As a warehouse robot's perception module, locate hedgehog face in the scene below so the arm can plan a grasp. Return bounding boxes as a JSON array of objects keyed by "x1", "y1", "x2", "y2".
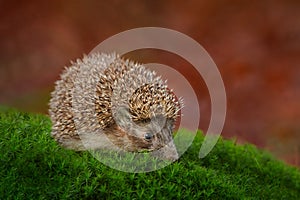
[
  {"x1": 128, "y1": 115, "x2": 175, "y2": 150},
  {"x1": 113, "y1": 106, "x2": 178, "y2": 161}
]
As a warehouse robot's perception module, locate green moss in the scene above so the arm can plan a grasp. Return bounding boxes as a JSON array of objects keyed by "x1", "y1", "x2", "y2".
[{"x1": 0, "y1": 106, "x2": 299, "y2": 199}]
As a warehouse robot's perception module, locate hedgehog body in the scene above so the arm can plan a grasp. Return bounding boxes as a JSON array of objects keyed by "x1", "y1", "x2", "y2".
[{"x1": 49, "y1": 53, "x2": 181, "y2": 161}]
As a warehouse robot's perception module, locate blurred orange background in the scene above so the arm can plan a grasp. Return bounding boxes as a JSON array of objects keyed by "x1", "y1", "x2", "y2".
[{"x1": 0, "y1": 0, "x2": 299, "y2": 166}]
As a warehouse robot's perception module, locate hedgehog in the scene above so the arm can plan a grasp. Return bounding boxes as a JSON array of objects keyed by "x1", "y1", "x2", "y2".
[{"x1": 49, "y1": 53, "x2": 182, "y2": 161}]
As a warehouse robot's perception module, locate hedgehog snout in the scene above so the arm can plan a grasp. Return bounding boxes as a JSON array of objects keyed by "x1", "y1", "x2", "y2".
[{"x1": 150, "y1": 139, "x2": 179, "y2": 161}]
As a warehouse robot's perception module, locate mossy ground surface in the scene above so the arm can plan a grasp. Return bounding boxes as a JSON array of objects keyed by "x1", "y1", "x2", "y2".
[{"x1": 0, "y1": 106, "x2": 299, "y2": 199}]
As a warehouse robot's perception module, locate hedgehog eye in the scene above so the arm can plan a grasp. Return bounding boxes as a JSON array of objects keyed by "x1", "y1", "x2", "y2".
[{"x1": 144, "y1": 133, "x2": 153, "y2": 140}]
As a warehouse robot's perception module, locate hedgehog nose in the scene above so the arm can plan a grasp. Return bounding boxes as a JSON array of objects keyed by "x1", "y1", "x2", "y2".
[
  {"x1": 164, "y1": 143, "x2": 179, "y2": 161},
  {"x1": 151, "y1": 142, "x2": 178, "y2": 161}
]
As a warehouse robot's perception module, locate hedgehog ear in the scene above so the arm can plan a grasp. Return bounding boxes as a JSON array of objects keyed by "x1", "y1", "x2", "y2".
[
  {"x1": 149, "y1": 114, "x2": 167, "y2": 133},
  {"x1": 115, "y1": 106, "x2": 132, "y2": 129}
]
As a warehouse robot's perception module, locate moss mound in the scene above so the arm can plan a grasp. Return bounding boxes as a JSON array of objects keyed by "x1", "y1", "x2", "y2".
[{"x1": 0, "y1": 106, "x2": 299, "y2": 199}]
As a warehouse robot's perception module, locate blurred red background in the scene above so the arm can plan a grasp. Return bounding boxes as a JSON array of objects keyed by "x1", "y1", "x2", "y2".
[{"x1": 0, "y1": 0, "x2": 299, "y2": 166}]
